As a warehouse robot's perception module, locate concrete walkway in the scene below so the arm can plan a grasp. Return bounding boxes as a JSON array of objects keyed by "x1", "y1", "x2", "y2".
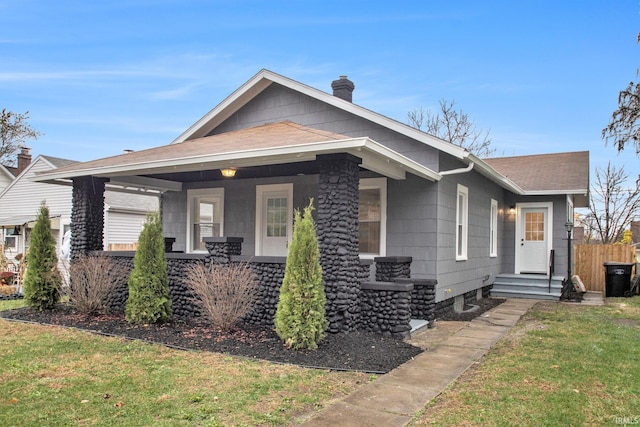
[{"x1": 298, "y1": 298, "x2": 538, "y2": 427}]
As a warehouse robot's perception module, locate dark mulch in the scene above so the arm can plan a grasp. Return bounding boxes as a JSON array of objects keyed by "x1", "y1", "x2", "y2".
[
  {"x1": 1, "y1": 298, "x2": 505, "y2": 373},
  {"x1": 1, "y1": 305, "x2": 422, "y2": 373}
]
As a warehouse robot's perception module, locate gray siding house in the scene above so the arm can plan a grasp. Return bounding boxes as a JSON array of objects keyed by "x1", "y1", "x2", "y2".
[{"x1": 34, "y1": 69, "x2": 589, "y2": 332}]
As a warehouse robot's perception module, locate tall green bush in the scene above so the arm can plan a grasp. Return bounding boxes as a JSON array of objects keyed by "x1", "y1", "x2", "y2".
[
  {"x1": 125, "y1": 212, "x2": 172, "y2": 324},
  {"x1": 275, "y1": 200, "x2": 328, "y2": 350},
  {"x1": 23, "y1": 202, "x2": 61, "y2": 310}
]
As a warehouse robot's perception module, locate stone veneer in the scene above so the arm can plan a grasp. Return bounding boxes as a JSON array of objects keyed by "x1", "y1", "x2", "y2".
[
  {"x1": 316, "y1": 153, "x2": 362, "y2": 333},
  {"x1": 70, "y1": 176, "x2": 107, "y2": 259}
]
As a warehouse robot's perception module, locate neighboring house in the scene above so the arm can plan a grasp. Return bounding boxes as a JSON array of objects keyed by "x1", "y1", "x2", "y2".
[
  {"x1": 34, "y1": 69, "x2": 589, "y2": 331},
  {"x1": 0, "y1": 153, "x2": 159, "y2": 266},
  {"x1": 0, "y1": 164, "x2": 14, "y2": 194}
]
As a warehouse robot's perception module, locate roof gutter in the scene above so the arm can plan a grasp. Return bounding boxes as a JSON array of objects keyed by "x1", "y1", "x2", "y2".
[{"x1": 440, "y1": 162, "x2": 475, "y2": 176}]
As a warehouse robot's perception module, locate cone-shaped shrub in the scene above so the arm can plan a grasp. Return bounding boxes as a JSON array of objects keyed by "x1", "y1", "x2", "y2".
[
  {"x1": 125, "y1": 212, "x2": 172, "y2": 324},
  {"x1": 275, "y1": 200, "x2": 328, "y2": 350},
  {"x1": 23, "y1": 202, "x2": 61, "y2": 310}
]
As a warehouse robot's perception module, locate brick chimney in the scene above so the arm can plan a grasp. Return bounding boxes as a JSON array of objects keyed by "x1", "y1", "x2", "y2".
[
  {"x1": 16, "y1": 147, "x2": 32, "y2": 175},
  {"x1": 331, "y1": 75, "x2": 355, "y2": 102}
]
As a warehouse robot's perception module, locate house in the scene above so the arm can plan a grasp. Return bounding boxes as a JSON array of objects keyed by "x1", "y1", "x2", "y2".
[
  {"x1": 0, "y1": 150, "x2": 159, "y2": 269},
  {"x1": 0, "y1": 164, "x2": 14, "y2": 194},
  {"x1": 33, "y1": 69, "x2": 589, "y2": 334}
]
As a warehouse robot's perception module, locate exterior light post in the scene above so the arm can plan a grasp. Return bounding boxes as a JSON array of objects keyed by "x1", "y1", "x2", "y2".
[{"x1": 561, "y1": 220, "x2": 574, "y2": 300}]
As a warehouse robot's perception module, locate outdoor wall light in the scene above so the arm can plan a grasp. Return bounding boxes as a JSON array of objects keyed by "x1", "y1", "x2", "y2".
[
  {"x1": 220, "y1": 168, "x2": 237, "y2": 178},
  {"x1": 509, "y1": 205, "x2": 516, "y2": 214}
]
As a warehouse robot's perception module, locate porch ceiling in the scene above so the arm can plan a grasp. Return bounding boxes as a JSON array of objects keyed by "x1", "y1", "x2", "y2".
[{"x1": 33, "y1": 121, "x2": 441, "y2": 192}]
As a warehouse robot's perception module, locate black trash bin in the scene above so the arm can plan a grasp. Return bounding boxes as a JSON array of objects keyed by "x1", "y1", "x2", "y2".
[{"x1": 603, "y1": 262, "x2": 635, "y2": 297}]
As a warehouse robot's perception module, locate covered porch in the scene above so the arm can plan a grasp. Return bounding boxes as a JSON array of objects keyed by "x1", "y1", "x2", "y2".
[{"x1": 35, "y1": 121, "x2": 442, "y2": 336}]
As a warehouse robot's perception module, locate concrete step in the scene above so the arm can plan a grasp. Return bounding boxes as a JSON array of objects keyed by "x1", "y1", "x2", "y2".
[
  {"x1": 490, "y1": 274, "x2": 562, "y2": 300},
  {"x1": 491, "y1": 289, "x2": 561, "y2": 300}
]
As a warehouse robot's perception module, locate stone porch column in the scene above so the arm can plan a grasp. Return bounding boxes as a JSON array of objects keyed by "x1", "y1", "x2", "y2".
[
  {"x1": 316, "y1": 153, "x2": 362, "y2": 333},
  {"x1": 70, "y1": 176, "x2": 107, "y2": 260}
]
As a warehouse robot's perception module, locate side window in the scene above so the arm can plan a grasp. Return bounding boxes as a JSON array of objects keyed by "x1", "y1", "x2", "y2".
[
  {"x1": 359, "y1": 178, "x2": 387, "y2": 257},
  {"x1": 4, "y1": 236, "x2": 16, "y2": 249},
  {"x1": 490, "y1": 199, "x2": 498, "y2": 257},
  {"x1": 456, "y1": 184, "x2": 468, "y2": 260},
  {"x1": 187, "y1": 188, "x2": 224, "y2": 252}
]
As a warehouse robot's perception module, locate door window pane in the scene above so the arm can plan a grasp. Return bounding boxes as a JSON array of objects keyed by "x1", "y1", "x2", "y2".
[
  {"x1": 191, "y1": 193, "x2": 223, "y2": 251},
  {"x1": 266, "y1": 197, "x2": 287, "y2": 237},
  {"x1": 525, "y1": 212, "x2": 544, "y2": 241}
]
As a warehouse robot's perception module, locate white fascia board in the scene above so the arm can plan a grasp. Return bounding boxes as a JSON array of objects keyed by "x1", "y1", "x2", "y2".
[
  {"x1": 33, "y1": 137, "x2": 442, "y2": 183},
  {"x1": 172, "y1": 73, "x2": 274, "y2": 143},
  {"x1": 524, "y1": 189, "x2": 589, "y2": 196},
  {"x1": 465, "y1": 153, "x2": 525, "y2": 195}
]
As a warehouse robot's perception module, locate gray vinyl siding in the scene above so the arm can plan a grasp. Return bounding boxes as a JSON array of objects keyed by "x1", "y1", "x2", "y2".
[
  {"x1": 211, "y1": 83, "x2": 441, "y2": 172},
  {"x1": 162, "y1": 175, "x2": 318, "y2": 255},
  {"x1": 386, "y1": 174, "x2": 438, "y2": 279},
  {"x1": 435, "y1": 155, "x2": 507, "y2": 302}
]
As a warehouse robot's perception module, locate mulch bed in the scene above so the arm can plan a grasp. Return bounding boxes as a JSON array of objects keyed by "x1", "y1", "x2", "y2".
[
  {"x1": 1, "y1": 297, "x2": 505, "y2": 373},
  {"x1": 1, "y1": 305, "x2": 422, "y2": 373}
]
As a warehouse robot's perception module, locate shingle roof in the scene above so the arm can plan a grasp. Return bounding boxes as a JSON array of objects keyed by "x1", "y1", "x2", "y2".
[
  {"x1": 47, "y1": 121, "x2": 354, "y2": 175},
  {"x1": 42, "y1": 156, "x2": 79, "y2": 169},
  {"x1": 483, "y1": 151, "x2": 589, "y2": 193}
]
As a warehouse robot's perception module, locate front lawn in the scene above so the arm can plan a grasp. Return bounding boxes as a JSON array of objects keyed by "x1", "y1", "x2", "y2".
[
  {"x1": 0, "y1": 300, "x2": 368, "y2": 426},
  {"x1": 411, "y1": 297, "x2": 640, "y2": 426}
]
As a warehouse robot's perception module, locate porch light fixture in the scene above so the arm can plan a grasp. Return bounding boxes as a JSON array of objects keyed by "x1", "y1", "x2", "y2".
[
  {"x1": 220, "y1": 168, "x2": 236, "y2": 178},
  {"x1": 509, "y1": 205, "x2": 516, "y2": 214}
]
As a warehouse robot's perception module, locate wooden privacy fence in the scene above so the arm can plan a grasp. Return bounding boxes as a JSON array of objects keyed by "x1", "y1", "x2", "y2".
[{"x1": 574, "y1": 244, "x2": 637, "y2": 292}]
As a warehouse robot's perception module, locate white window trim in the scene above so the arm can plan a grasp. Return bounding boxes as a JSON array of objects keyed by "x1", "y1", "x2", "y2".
[
  {"x1": 456, "y1": 184, "x2": 468, "y2": 261},
  {"x1": 359, "y1": 177, "x2": 387, "y2": 259},
  {"x1": 255, "y1": 183, "x2": 293, "y2": 256},
  {"x1": 186, "y1": 187, "x2": 224, "y2": 253},
  {"x1": 490, "y1": 199, "x2": 498, "y2": 258}
]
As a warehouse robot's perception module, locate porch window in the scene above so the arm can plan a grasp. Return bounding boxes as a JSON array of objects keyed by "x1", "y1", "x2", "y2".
[
  {"x1": 187, "y1": 188, "x2": 224, "y2": 252},
  {"x1": 359, "y1": 178, "x2": 386, "y2": 256},
  {"x1": 456, "y1": 184, "x2": 468, "y2": 260},
  {"x1": 4, "y1": 236, "x2": 16, "y2": 249},
  {"x1": 490, "y1": 199, "x2": 498, "y2": 257}
]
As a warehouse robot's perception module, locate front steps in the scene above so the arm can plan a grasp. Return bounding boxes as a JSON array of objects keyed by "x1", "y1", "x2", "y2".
[{"x1": 490, "y1": 274, "x2": 563, "y2": 300}]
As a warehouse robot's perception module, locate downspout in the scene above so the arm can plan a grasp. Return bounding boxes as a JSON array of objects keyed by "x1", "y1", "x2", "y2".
[{"x1": 439, "y1": 162, "x2": 475, "y2": 176}]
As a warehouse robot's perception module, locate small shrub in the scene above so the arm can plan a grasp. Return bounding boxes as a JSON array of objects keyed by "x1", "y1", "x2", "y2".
[
  {"x1": 275, "y1": 200, "x2": 328, "y2": 350},
  {"x1": 64, "y1": 255, "x2": 129, "y2": 314},
  {"x1": 23, "y1": 202, "x2": 61, "y2": 310},
  {"x1": 185, "y1": 262, "x2": 258, "y2": 332},
  {"x1": 125, "y1": 212, "x2": 172, "y2": 324}
]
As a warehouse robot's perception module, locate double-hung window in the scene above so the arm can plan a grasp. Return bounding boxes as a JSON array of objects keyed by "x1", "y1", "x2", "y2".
[
  {"x1": 359, "y1": 178, "x2": 386, "y2": 257},
  {"x1": 456, "y1": 184, "x2": 468, "y2": 260},
  {"x1": 187, "y1": 188, "x2": 224, "y2": 252},
  {"x1": 490, "y1": 199, "x2": 498, "y2": 257}
]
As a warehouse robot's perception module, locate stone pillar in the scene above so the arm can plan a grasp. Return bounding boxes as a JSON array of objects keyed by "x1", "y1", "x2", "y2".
[
  {"x1": 70, "y1": 176, "x2": 107, "y2": 260},
  {"x1": 316, "y1": 153, "x2": 362, "y2": 333},
  {"x1": 203, "y1": 237, "x2": 243, "y2": 264}
]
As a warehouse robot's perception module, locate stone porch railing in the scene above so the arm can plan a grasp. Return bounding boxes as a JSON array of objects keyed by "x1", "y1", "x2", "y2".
[{"x1": 98, "y1": 237, "x2": 436, "y2": 338}]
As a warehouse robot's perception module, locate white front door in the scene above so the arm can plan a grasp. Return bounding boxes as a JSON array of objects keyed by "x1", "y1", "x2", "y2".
[
  {"x1": 256, "y1": 184, "x2": 293, "y2": 256},
  {"x1": 517, "y1": 206, "x2": 550, "y2": 273}
]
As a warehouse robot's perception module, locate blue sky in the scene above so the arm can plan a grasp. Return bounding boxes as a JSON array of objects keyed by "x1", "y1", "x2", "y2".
[{"x1": 1, "y1": 0, "x2": 639, "y2": 184}]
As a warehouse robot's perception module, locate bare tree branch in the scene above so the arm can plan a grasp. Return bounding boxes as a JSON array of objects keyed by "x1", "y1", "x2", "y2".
[
  {"x1": 407, "y1": 99, "x2": 495, "y2": 157},
  {"x1": 0, "y1": 109, "x2": 42, "y2": 166},
  {"x1": 582, "y1": 162, "x2": 640, "y2": 243}
]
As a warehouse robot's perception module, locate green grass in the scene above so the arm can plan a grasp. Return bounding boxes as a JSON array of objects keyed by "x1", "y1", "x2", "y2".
[
  {"x1": 0, "y1": 300, "x2": 368, "y2": 426},
  {"x1": 411, "y1": 297, "x2": 640, "y2": 426}
]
